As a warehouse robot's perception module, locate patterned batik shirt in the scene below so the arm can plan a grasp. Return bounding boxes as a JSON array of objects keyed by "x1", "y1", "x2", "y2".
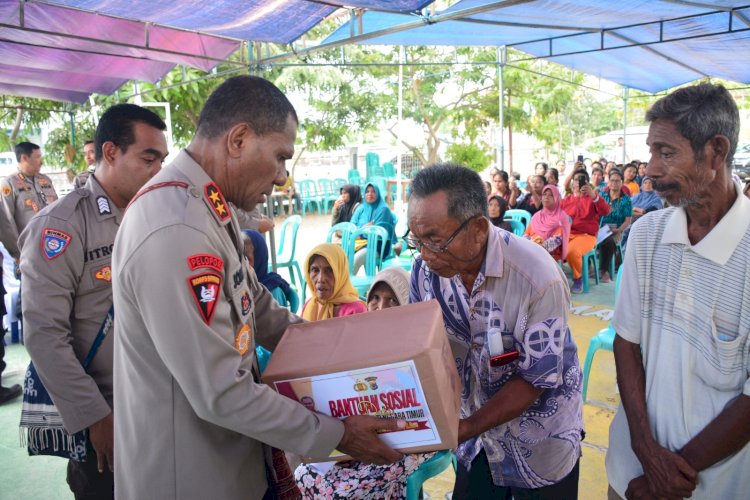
[{"x1": 410, "y1": 225, "x2": 583, "y2": 488}]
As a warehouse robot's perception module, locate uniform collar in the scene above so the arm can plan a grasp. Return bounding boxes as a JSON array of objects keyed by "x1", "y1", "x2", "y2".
[
  {"x1": 172, "y1": 150, "x2": 232, "y2": 227},
  {"x1": 661, "y1": 182, "x2": 750, "y2": 265},
  {"x1": 87, "y1": 174, "x2": 122, "y2": 224}
]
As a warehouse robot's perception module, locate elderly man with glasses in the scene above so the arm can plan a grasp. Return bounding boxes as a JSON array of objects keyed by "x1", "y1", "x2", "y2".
[{"x1": 407, "y1": 163, "x2": 584, "y2": 499}]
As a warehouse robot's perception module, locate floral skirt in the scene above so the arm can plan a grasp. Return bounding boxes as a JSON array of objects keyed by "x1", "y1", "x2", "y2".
[{"x1": 294, "y1": 452, "x2": 435, "y2": 499}]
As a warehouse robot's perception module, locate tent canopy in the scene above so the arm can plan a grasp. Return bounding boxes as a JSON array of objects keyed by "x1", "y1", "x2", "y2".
[{"x1": 1, "y1": 0, "x2": 749, "y2": 103}]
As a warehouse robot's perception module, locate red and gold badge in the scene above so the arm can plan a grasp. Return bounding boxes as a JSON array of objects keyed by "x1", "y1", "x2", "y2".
[
  {"x1": 235, "y1": 324, "x2": 252, "y2": 355},
  {"x1": 204, "y1": 182, "x2": 230, "y2": 222},
  {"x1": 95, "y1": 265, "x2": 112, "y2": 282},
  {"x1": 1, "y1": 185, "x2": 10, "y2": 196},
  {"x1": 187, "y1": 272, "x2": 222, "y2": 325}
]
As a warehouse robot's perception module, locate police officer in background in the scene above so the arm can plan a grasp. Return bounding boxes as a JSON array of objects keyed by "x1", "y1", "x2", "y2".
[
  {"x1": 0, "y1": 141, "x2": 58, "y2": 262},
  {"x1": 20, "y1": 104, "x2": 168, "y2": 499},
  {"x1": 113, "y1": 75, "x2": 403, "y2": 500},
  {"x1": 73, "y1": 140, "x2": 97, "y2": 188}
]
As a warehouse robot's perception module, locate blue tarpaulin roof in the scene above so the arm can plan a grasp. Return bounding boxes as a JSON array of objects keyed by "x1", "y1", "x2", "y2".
[{"x1": 323, "y1": 0, "x2": 750, "y2": 93}]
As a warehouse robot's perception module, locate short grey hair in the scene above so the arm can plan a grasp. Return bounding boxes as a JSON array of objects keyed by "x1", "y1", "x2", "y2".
[
  {"x1": 409, "y1": 163, "x2": 488, "y2": 221},
  {"x1": 646, "y1": 83, "x2": 739, "y2": 168}
]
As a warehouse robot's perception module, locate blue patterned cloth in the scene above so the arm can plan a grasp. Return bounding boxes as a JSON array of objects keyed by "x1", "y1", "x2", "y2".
[
  {"x1": 601, "y1": 191, "x2": 633, "y2": 227},
  {"x1": 409, "y1": 226, "x2": 583, "y2": 488}
]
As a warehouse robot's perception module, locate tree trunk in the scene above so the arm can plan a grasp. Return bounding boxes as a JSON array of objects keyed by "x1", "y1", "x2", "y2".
[{"x1": 10, "y1": 107, "x2": 22, "y2": 145}]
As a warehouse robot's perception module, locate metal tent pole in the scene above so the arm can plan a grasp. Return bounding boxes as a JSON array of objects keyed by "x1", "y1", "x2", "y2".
[
  {"x1": 396, "y1": 45, "x2": 404, "y2": 212},
  {"x1": 622, "y1": 87, "x2": 629, "y2": 164},
  {"x1": 497, "y1": 46, "x2": 506, "y2": 171}
]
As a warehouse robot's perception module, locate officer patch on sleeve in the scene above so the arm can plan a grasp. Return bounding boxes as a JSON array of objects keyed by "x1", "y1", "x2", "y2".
[
  {"x1": 187, "y1": 253, "x2": 224, "y2": 273},
  {"x1": 235, "y1": 324, "x2": 252, "y2": 356},
  {"x1": 40, "y1": 228, "x2": 72, "y2": 260},
  {"x1": 1, "y1": 185, "x2": 10, "y2": 196},
  {"x1": 204, "y1": 182, "x2": 231, "y2": 222},
  {"x1": 188, "y1": 272, "x2": 222, "y2": 325}
]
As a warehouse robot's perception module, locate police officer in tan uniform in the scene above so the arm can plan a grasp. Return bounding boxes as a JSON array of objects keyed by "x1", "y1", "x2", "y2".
[
  {"x1": 0, "y1": 141, "x2": 58, "y2": 261},
  {"x1": 113, "y1": 76, "x2": 404, "y2": 500},
  {"x1": 73, "y1": 140, "x2": 97, "y2": 189},
  {"x1": 20, "y1": 105, "x2": 168, "y2": 499}
]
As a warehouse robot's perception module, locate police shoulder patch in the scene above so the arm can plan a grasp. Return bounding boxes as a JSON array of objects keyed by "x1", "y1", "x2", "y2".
[
  {"x1": 187, "y1": 272, "x2": 222, "y2": 325},
  {"x1": 1, "y1": 185, "x2": 10, "y2": 196},
  {"x1": 40, "y1": 228, "x2": 72, "y2": 260},
  {"x1": 187, "y1": 253, "x2": 224, "y2": 273},
  {"x1": 204, "y1": 182, "x2": 230, "y2": 222},
  {"x1": 235, "y1": 324, "x2": 252, "y2": 355}
]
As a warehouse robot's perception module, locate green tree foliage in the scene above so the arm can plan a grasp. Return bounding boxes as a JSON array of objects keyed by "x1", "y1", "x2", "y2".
[{"x1": 445, "y1": 142, "x2": 492, "y2": 172}]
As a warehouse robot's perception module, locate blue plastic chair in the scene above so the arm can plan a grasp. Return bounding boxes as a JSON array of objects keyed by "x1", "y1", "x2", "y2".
[
  {"x1": 317, "y1": 179, "x2": 338, "y2": 213},
  {"x1": 298, "y1": 179, "x2": 322, "y2": 216},
  {"x1": 405, "y1": 450, "x2": 455, "y2": 500},
  {"x1": 507, "y1": 219, "x2": 524, "y2": 236},
  {"x1": 365, "y1": 152, "x2": 380, "y2": 178},
  {"x1": 382, "y1": 161, "x2": 396, "y2": 179},
  {"x1": 274, "y1": 215, "x2": 305, "y2": 303},
  {"x1": 256, "y1": 346, "x2": 271, "y2": 374},
  {"x1": 580, "y1": 247, "x2": 600, "y2": 293},
  {"x1": 504, "y1": 209, "x2": 532, "y2": 229},
  {"x1": 326, "y1": 222, "x2": 358, "y2": 270},
  {"x1": 347, "y1": 169, "x2": 362, "y2": 186},
  {"x1": 349, "y1": 225, "x2": 389, "y2": 299},
  {"x1": 270, "y1": 285, "x2": 300, "y2": 314},
  {"x1": 582, "y1": 268, "x2": 623, "y2": 402}
]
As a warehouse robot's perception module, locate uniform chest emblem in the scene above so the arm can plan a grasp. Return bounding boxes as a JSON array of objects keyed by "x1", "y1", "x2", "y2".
[
  {"x1": 204, "y1": 182, "x2": 230, "y2": 222},
  {"x1": 188, "y1": 272, "x2": 222, "y2": 325},
  {"x1": 96, "y1": 196, "x2": 111, "y2": 215},
  {"x1": 40, "y1": 228, "x2": 72, "y2": 260},
  {"x1": 241, "y1": 289, "x2": 251, "y2": 316},
  {"x1": 25, "y1": 198, "x2": 39, "y2": 212},
  {"x1": 95, "y1": 265, "x2": 112, "y2": 282},
  {"x1": 235, "y1": 324, "x2": 252, "y2": 356}
]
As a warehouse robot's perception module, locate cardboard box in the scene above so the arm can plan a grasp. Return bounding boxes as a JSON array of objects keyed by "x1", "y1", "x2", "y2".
[{"x1": 262, "y1": 300, "x2": 460, "y2": 461}]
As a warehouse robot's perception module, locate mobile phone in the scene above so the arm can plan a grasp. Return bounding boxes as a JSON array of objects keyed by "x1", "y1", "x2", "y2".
[
  {"x1": 490, "y1": 350, "x2": 519, "y2": 367},
  {"x1": 577, "y1": 154, "x2": 584, "y2": 163},
  {"x1": 578, "y1": 176, "x2": 587, "y2": 188}
]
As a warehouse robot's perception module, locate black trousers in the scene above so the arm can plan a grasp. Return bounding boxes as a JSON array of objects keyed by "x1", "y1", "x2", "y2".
[
  {"x1": 66, "y1": 449, "x2": 114, "y2": 500},
  {"x1": 598, "y1": 235, "x2": 620, "y2": 276},
  {"x1": 453, "y1": 449, "x2": 580, "y2": 500}
]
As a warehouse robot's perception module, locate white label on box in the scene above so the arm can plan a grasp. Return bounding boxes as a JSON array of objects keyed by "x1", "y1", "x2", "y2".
[{"x1": 273, "y1": 360, "x2": 441, "y2": 450}]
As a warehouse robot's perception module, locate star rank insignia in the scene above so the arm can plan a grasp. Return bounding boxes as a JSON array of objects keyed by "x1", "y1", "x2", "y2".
[{"x1": 204, "y1": 181, "x2": 230, "y2": 222}]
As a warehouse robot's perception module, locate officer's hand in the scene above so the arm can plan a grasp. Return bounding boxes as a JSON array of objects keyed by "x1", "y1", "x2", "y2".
[
  {"x1": 337, "y1": 416, "x2": 404, "y2": 465},
  {"x1": 89, "y1": 413, "x2": 114, "y2": 473}
]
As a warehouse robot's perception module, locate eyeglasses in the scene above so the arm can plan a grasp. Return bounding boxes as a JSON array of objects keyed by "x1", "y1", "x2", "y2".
[{"x1": 404, "y1": 214, "x2": 480, "y2": 254}]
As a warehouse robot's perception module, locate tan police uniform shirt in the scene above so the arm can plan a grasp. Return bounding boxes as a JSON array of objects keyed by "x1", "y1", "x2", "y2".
[
  {"x1": 19, "y1": 175, "x2": 116, "y2": 434},
  {"x1": 112, "y1": 150, "x2": 344, "y2": 500},
  {"x1": 0, "y1": 170, "x2": 58, "y2": 259}
]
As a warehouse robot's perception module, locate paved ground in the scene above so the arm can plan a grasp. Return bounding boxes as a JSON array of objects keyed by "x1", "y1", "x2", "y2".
[{"x1": 0, "y1": 210, "x2": 619, "y2": 499}]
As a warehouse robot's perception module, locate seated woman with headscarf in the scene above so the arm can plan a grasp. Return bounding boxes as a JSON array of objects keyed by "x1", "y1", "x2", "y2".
[
  {"x1": 301, "y1": 243, "x2": 366, "y2": 320},
  {"x1": 487, "y1": 194, "x2": 514, "y2": 232},
  {"x1": 524, "y1": 185, "x2": 571, "y2": 262},
  {"x1": 351, "y1": 183, "x2": 397, "y2": 273},
  {"x1": 599, "y1": 168, "x2": 632, "y2": 283},
  {"x1": 295, "y1": 266, "x2": 436, "y2": 499},
  {"x1": 622, "y1": 176, "x2": 663, "y2": 247},
  {"x1": 242, "y1": 230, "x2": 297, "y2": 312},
  {"x1": 331, "y1": 184, "x2": 362, "y2": 226}
]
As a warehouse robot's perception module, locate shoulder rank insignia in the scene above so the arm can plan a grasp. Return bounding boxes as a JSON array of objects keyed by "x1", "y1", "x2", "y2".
[
  {"x1": 188, "y1": 272, "x2": 222, "y2": 325},
  {"x1": 40, "y1": 228, "x2": 72, "y2": 260},
  {"x1": 96, "y1": 196, "x2": 111, "y2": 215},
  {"x1": 187, "y1": 253, "x2": 224, "y2": 273},
  {"x1": 204, "y1": 182, "x2": 230, "y2": 222}
]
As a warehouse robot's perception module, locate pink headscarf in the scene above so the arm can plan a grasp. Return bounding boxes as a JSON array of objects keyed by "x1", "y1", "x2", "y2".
[{"x1": 530, "y1": 185, "x2": 571, "y2": 260}]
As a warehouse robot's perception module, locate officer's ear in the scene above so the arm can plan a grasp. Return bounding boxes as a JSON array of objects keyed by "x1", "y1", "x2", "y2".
[
  {"x1": 101, "y1": 141, "x2": 119, "y2": 166},
  {"x1": 226, "y1": 123, "x2": 255, "y2": 159}
]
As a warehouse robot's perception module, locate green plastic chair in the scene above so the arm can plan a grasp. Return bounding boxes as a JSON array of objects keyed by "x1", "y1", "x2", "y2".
[
  {"x1": 347, "y1": 169, "x2": 362, "y2": 186},
  {"x1": 580, "y1": 247, "x2": 600, "y2": 293},
  {"x1": 298, "y1": 179, "x2": 322, "y2": 216},
  {"x1": 326, "y1": 222, "x2": 358, "y2": 272},
  {"x1": 349, "y1": 225, "x2": 389, "y2": 299},
  {"x1": 270, "y1": 285, "x2": 300, "y2": 314},
  {"x1": 256, "y1": 346, "x2": 271, "y2": 374},
  {"x1": 507, "y1": 219, "x2": 525, "y2": 236},
  {"x1": 317, "y1": 179, "x2": 338, "y2": 213},
  {"x1": 504, "y1": 209, "x2": 532, "y2": 229},
  {"x1": 582, "y1": 268, "x2": 623, "y2": 402},
  {"x1": 382, "y1": 161, "x2": 396, "y2": 179},
  {"x1": 365, "y1": 152, "x2": 380, "y2": 178},
  {"x1": 274, "y1": 215, "x2": 305, "y2": 303},
  {"x1": 405, "y1": 450, "x2": 455, "y2": 500}
]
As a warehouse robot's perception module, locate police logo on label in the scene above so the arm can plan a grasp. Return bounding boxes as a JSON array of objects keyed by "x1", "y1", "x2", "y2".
[
  {"x1": 95, "y1": 265, "x2": 112, "y2": 282},
  {"x1": 241, "y1": 289, "x2": 251, "y2": 316},
  {"x1": 187, "y1": 273, "x2": 222, "y2": 325},
  {"x1": 235, "y1": 324, "x2": 252, "y2": 355},
  {"x1": 96, "y1": 196, "x2": 111, "y2": 215},
  {"x1": 40, "y1": 228, "x2": 72, "y2": 260}
]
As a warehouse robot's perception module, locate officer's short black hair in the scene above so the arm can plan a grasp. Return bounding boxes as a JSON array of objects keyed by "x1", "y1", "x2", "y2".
[
  {"x1": 84, "y1": 140, "x2": 94, "y2": 146},
  {"x1": 95, "y1": 104, "x2": 167, "y2": 163},
  {"x1": 195, "y1": 76, "x2": 298, "y2": 139},
  {"x1": 15, "y1": 142, "x2": 39, "y2": 162}
]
